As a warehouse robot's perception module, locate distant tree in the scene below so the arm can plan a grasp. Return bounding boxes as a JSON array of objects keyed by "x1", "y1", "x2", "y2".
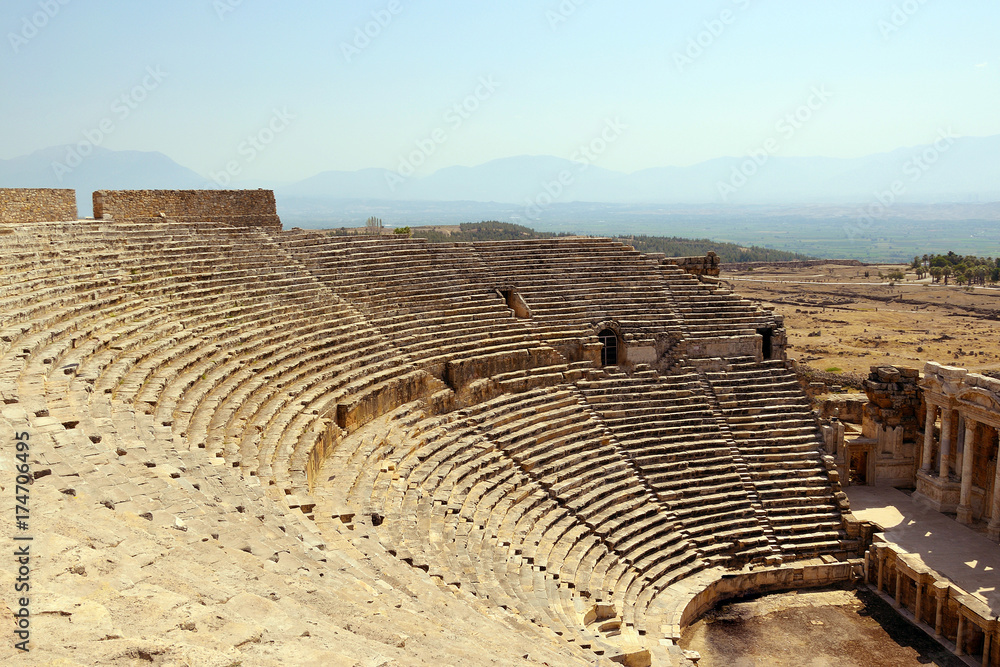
[
  {"x1": 942, "y1": 266, "x2": 952, "y2": 285},
  {"x1": 915, "y1": 266, "x2": 926, "y2": 280},
  {"x1": 393, "y1": 226, "x2": 411, "y2": 236},
  {"x1": 365, "y1": 216, "x2": 384, "y2": 234},
  {"x1": 955, "y1": 272, "x2": 967, "y2": 287},
  {"x1": 929, "y1": 266, "x2": 943, "y2": 283},
  {"x1": 886, "y1": 269, "x2": 905, "y2": 281},
  {"x1": 974, "y1": 266, "x2": 987, "y2": 286},
  {"x1": 911, "y1": 256, "x2": 921, "y2": 269}
]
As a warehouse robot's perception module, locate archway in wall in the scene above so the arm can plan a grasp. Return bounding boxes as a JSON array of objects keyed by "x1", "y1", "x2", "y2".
[{"x1": 598, "y1": 329, "x2": 618, "y2": 366}]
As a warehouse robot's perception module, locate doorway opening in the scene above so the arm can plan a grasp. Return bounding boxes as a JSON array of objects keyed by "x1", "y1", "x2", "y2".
[{"x1": 598, "y1": 329, "x2": 619, "y2": 366}]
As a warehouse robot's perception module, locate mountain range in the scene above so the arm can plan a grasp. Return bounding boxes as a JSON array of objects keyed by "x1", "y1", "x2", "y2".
[{"x1": 2, "y1": 135, "x2": 999, "y2": 215}]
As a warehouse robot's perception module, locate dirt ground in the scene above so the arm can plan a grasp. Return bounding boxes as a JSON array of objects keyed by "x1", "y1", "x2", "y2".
[
  {"x1": 679, "y1": 587, "x2": 964, "y2": 667},
  {"x1": 722, "y1": 263, "x2": 1000, "y2": 377}
]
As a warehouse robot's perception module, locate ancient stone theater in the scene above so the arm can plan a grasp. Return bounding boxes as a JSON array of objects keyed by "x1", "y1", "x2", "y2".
[{"x1": 0, "y1": 188, "x2": 897, "y2": 665}]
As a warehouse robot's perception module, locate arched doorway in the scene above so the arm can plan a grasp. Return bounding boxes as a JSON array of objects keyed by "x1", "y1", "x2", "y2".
[{"x1": 598, "y1": 329, "x2": 618, "y2": 366}]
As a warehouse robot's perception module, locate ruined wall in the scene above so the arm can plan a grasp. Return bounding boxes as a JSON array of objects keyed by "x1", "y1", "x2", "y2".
[
  {"x1": 864, "y1": 366, "x2": 922, "y2": 441},
  {"x1": 92, "y1": 189, "x2": 281, "y2": 228},
  {"x1": 663, "y1": 251, "x2": 721, "y2": 277},
  {"x1": 0, "y1": 188, "x2": 77, "y2": 223},
  {"x1": 862, "y1": 365, "x2": 922, "y2": 486}
]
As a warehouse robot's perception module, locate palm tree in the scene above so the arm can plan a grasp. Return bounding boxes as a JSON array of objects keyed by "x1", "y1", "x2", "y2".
[{"x1": 942, "y1": 266, "x2": 952, "y2": 285}]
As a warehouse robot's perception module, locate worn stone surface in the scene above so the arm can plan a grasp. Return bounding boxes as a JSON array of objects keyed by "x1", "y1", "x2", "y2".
[{"x1": 0, "y1": 221, "x2": 853, "y2": 666}]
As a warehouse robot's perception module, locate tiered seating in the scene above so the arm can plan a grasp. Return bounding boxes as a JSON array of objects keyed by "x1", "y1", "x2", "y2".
[
  {"x1": 471, "y1": 239, "x2": 686, "y2": 350},
  {"x1": 277, "y1": 233, "x2": 563, "y2": 392},
  {"x1": 703, "y1": 358, "x2": 844, "y2": 556},
  {"x1": 1, "y1": 223, "x2": 434, "y2": 505},
  {"x1": 576, "y1": 367, "x2": 773, "y2": 564},
  {"x1": 659, "y1": 261, "x2": 774, "y2": 338},
  {"x1": 315, "y1": 383, "x2": 709, "y2": 650},
  {"x1": 1, "y1": 219, "x2": 847, "y2": 666}
]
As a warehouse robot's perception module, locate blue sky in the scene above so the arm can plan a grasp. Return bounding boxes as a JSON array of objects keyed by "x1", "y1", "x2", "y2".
[{"x1": 2, "y1": 1, "x2": 998, "y2": 183}]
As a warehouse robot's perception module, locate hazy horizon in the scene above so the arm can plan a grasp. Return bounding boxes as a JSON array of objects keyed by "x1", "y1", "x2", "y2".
[{"x1": 4, "y1": 1, "x2": 998, "y2": 187}]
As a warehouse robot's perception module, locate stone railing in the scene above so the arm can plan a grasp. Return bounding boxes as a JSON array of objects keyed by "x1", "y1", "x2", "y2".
[{"x1": 865, "y1": 540, "x2": 996, "y2": 665}]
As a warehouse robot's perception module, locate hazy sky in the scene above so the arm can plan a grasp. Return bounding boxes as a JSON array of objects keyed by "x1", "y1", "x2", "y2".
[{"x1": 2, "y1": 1, "x2": 998, "y2": 182}]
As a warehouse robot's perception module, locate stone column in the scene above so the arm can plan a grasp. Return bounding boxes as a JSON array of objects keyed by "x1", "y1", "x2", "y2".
[
  {"x1": 877, "y1": 546, "x2": 886, "y2": 592},
  {"x1": 958, "y1": 418, "x2": 977, "y2": 525},
  {"x1": 990, "y1": 427, "x2": 1000, "y2": 542},
  {"x1": 922, "y1": 403, "x2": 936, "y2": 472},
  {"x1": 939, "y1": 409, "x2": 953, "y2": 479},
  {"x1": 894, "y1": 570, "x2": 903, "y2": 608},
  {"x1": 956, "y1": 614, "x2": 966, "y2": 656},
  {"x1": 914, "y1": 580, "x2": 924, "y2": 625},
  {"x1": 934, "y1": 584, "x2": 947, "y2": 638},
  {"x1": 957, "y1": 414, "x2": 966, "y2": 473}
]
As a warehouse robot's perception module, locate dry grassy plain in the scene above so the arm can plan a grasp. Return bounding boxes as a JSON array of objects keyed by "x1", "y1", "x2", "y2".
[{"x1": 722, "y1": 263, "x2": 1000, "y2": 377}]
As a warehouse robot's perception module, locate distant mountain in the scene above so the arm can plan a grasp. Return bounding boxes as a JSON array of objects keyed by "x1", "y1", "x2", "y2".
[
  {"x1": 277, "y1": 134, "x2": 1000, "y2": 206},
  {"x1": 3, "y1": 134, "x2": 999, "y2": 213},
  {"x1": 0, "y1": 146, "x2": 207, "y2": 198}
]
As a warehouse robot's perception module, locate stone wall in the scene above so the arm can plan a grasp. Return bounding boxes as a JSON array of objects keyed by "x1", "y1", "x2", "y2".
[
  {"x1": 92, "y1": 189, "x2": 281, "y2": 228},
  {"x1": 664, "y1": 251, "x2": 721, "y2": 277},
  {"x1": 863, "y1": 366, "x2": 922, "y2": 442},
  {"x1": 671, "y1": 560, "x2": 858, "y2": 640},
  {"x1": 0, "y1": 188, "x2": 77, "y2": 223},
  {"x1": 860, "y1": 365, "x2": 923, "y2": 486}
]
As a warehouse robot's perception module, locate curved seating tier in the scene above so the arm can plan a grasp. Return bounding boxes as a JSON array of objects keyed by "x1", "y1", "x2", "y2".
[
  {"x1": 471, "y1": 239, "x2": 687, "y2": 350},
  {"x1": 703, "y1": 358, "x2": 845, "y2": 556},
  {"x1": 2, "y1": 222, "x2": 842, "y2": 666},
  {"x1": 658, "y1": 260, "x2": 776, "y2": 339},
  {"x1": 277, "y1": 233, "x2": 565, "y2": 393},
  {"x1": 576, "y1": 367, "x2": 774, "y2": 565}
]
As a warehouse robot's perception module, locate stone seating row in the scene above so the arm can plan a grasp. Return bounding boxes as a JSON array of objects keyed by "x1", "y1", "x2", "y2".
[
  {"x1": 704, "y1": 358, "x2": 844, "y2": 556},
  {"x1": 576, "y1": 368, "x2": 772, "y2": 566}
]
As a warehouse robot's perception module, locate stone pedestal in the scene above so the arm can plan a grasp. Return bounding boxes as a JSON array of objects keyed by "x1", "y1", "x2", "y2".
[{"x1": 913, "y1": 470, "x2": 961, "y2": 514}]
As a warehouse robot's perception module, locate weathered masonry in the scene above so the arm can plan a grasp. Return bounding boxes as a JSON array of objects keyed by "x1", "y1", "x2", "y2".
[
  {"x1": 92, "y1": 189, "x2": 281, "y2": 228},
  {"x1": 0, "y1": 208, "x2": 858, "y2": 666},
  {"x1": 0, "y1": 188, "x2": 77, "y2": 223},
  {"x1": 865, "y1": 542, "x2": 996, "y2": 665},
  {"x1": 917, "y1": 362, "x2": 1000, "y2": 536}
]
